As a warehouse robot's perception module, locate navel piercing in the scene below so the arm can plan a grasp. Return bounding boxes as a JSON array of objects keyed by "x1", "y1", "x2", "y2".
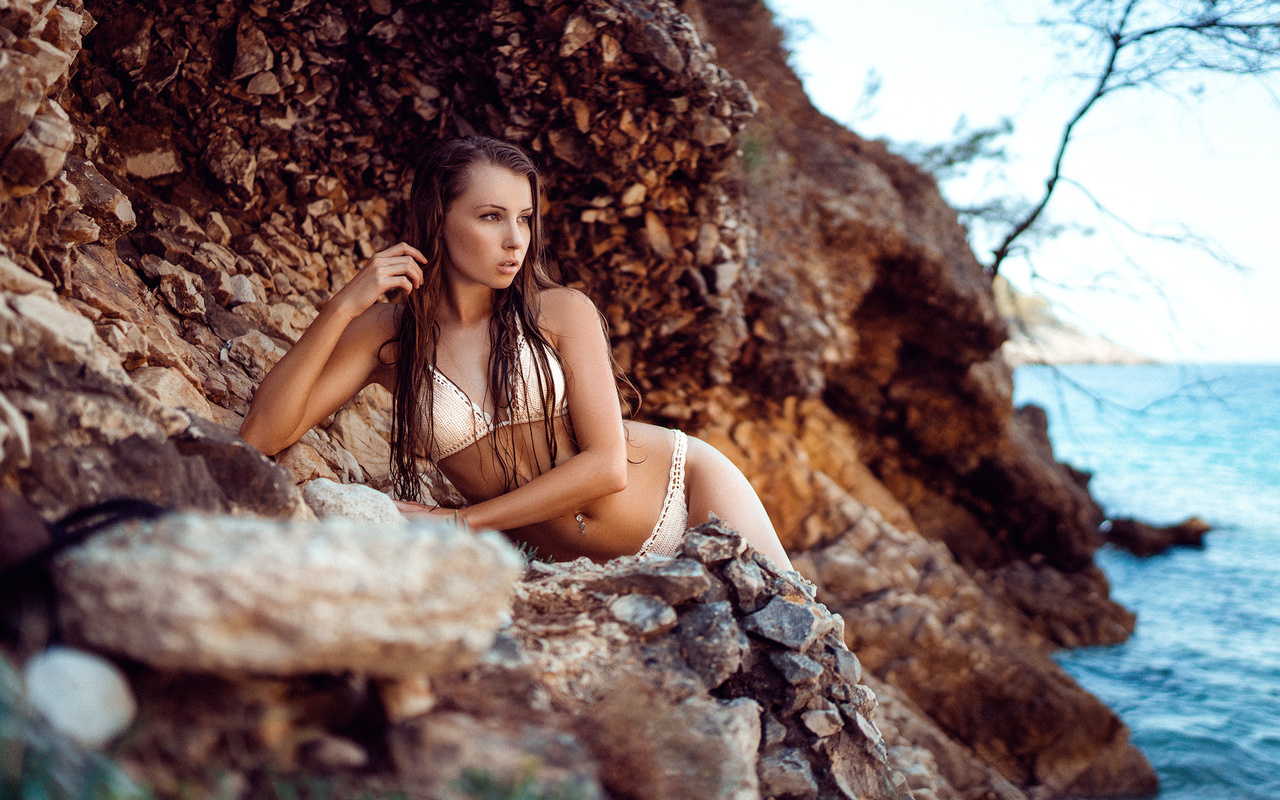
[{"x1": 575, "y1": 512, "x2": 586, "y2": 535}]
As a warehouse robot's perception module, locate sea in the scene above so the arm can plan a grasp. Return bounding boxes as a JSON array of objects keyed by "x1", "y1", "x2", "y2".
[{"x1": 1013, "y1": 363, "x2": 1280, "y2": 800}]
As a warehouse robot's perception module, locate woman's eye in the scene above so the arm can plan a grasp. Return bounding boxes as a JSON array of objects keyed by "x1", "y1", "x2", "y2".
[
  {"x1": 481, "y1": 213, "x2": 499, "y2": 221},
  {"x1": 518, "y1": 215, "x2": 531, "y2": 225}
]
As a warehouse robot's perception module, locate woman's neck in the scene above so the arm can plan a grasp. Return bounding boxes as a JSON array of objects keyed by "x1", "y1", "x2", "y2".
[{"x1": 442, "y1": 283, "x2": 498, "y2": 328}]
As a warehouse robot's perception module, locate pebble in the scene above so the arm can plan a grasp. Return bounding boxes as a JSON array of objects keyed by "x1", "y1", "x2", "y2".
[{"x1": 21, "y1": 646, "x2": 137, "y2": 749}]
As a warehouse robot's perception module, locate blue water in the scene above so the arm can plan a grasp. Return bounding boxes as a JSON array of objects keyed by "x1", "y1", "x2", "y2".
[{"x1": 1014, "y1": 364, "x2": 1280, "y2": 800}]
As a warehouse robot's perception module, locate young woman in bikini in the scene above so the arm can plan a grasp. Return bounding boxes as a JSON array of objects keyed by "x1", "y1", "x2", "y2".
[{"x1": 239, "y1": 136, "x2": 792, "y2": 570}]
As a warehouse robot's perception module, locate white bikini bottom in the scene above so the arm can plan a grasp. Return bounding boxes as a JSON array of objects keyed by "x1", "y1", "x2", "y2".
[{"x1": 637, "y1": 429, "x2": 689, "y2": 557}]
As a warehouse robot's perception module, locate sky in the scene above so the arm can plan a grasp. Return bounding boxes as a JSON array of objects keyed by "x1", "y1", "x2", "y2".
[{"x1": 763, "y1": 0, "x2": 1280, "y2": 363}]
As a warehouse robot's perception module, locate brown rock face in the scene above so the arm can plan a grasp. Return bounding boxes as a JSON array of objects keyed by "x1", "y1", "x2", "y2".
[{"x1": 1, "y1": 0, "x2": 1159, "y2": 797}]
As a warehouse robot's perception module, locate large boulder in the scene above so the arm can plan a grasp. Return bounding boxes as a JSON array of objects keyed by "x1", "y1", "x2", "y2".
[{"x1": 53, "y1": 513, "x2": 524, "y2": 677}]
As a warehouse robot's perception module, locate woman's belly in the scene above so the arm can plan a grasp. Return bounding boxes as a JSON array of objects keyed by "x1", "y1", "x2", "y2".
[{"x1": 441, "y1": 420, "x2": 679, "y2": 562}]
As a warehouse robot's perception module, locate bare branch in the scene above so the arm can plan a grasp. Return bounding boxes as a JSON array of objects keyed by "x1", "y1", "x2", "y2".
[{"x1": 987, "y1": 0, "x2": 1280, "y2": 275}]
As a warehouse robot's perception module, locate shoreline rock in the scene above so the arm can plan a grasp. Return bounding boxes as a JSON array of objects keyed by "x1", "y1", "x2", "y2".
[{"x1": 1106, "y1": 516, "x2": 1212, "y2": 557}]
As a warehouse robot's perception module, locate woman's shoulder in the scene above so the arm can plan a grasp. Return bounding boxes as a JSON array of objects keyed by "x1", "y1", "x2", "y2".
[{"x1": 538, "y1": 286, "x2": 601, "y2": 331}]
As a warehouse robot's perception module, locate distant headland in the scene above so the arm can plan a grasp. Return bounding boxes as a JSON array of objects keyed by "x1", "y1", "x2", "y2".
[{"x1": 995, "y1": 277, "x2": 1156, "y2": 366}]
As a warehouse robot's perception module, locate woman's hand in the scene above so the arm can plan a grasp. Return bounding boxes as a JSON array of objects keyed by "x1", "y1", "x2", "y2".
[
  {"x1": 329, "y1": 242, "x2": 427, "y2": 321},
  {"x1": 393, "y1": 499, "x2": 467, "y2": 525}
]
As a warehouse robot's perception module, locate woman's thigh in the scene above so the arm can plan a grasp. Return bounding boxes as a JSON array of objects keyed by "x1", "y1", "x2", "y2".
[{"x1": 684, "y1": 435, "x2": 793, "y2": 570}]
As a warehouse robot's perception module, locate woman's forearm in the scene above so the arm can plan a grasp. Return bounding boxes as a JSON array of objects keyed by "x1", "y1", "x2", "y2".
[{"x1": 458, "y1": 447, "x2": 628, "y2": 531}]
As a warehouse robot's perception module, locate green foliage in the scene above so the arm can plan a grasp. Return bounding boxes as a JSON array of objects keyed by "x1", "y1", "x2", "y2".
[
  {"x1": 739, "y1": 130, "x2": 766, "y2": 175},
  {"x1": 896, "y1": 115, "x2": 1014, "y2": 181},
  {"x1": 513, "y1": 540, "x2": 553, "y2": 564},
  {"x1": 454, "y1": 768, "x2": 586, "y2": 800}
]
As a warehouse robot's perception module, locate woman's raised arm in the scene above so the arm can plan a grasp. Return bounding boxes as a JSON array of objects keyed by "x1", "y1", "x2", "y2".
[{"x1": 238, "y1": 242, "x2": 425, "y2": 455}]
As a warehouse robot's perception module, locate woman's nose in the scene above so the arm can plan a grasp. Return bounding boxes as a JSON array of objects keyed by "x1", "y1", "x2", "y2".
[{"x1": 503, "y1": 221, "x2": 524, "y2": 249}]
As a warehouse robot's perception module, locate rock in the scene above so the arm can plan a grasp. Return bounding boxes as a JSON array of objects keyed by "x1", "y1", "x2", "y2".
[
  {"x1": 21, "y1": 646, "x2": 137, "y2": 750},
  {"x1": 675, "y1": 600, "x2": 749, "y2": 688},
  {"x1": 0, "y1": 390, "x2": 33, "y2": 477},
  {"x1": 246, "y1": 70, "x2": 280, "y2": 95},
  {"x1": 231, "y1": 15, "x2": 273, "y2": 80},
  {"x1": 682, "y1": 527, "x2": 748, "y2": 563},
  {"x1": 742, "y1": 595, "x2": 824, "y2": 651},
  {"x1": 0, "y1": 250, "x2": 56, "y2": 295},
  {"x1": 226, "y1": 273, "x2": 264, "y2": 306},
  {"x1": 1, "y1": 106, "x2": 74, "y2": 196},
  {"x1": 759, "y1": 747, "x2": 820, "y2": 799},
  {"x1": 58, "y1": 210, "x2": 100, "y2": 244},
  {"x1": 0, "y1": 486, "x2": 48, "y2": 571},
  {"x1": 1107, "y1": 516, "x2": 1211, "y2": 556},
  {"x1": 53, "y1": 512, "x2": 525, "y2": 677},
  {"x1": 139, "y1": 254, "x2": 205, "y2": 318},
  {"x1": 770, "y1": 650, "x2": 824, "y2": 684},
  {"x1": 61, "y1": 159, "x2": 133, "y2": 240},
  {"x1": 302, "y1": 477, "x2": 403, "y2": 527},
  {"x1": 0, "y1": 49, "x2": 46, "y2": 153},
  {"x1": 130, "y1": 365, "x2": 215, "y2": 420},
  {"x1": 204, "y1": 128, "x2": 256, "y2": 195},
  {"x1": 327, "y1": 391, "x2": 393, "y2": 486},
  {"x1": 584, "y1": 694, "x2": 761, "y2": 800},
  {"x1": 379, "y1": 673, "x2": 437, "y2": 723},
  {"x1": 573, "y1": 557, "x2": 715, "y2": 606},
  {"x1": 0, "y1": 0, "x2": 1163, "y2": 795},
  {"x1": 722, "y1": 555, "x2": 767, "y2": 610},
  {"x1": 801, "y1": 707, "x2": 843, "y2": 738},
  {"x1": 390, "y1": 712, "x2": 604, "y2": 800},
  {"x1": 301, "y1": 734, "x2": 369, "y2": 770},
  {"x1": 124, "y1": 146, "x2": 183, "y2": 180},
  {"x1": 227, "y1": 328, "x2": 286, "y2": 382},
  {"x1": 608, "y1": 593, "x2": 678, "y2": 637},
  {"x1": 171, "y1": 416, "x2": 300, "y2": 517},
  {"x1": 834, "y1": 647, "x2": 862, "y2": 684},
  {"x1": 560, "y1": 15, "x2": 596, "y2": 58}
]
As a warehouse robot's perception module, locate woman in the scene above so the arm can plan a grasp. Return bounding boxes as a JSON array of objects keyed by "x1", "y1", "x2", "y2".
[{"x1": 239, "y1": 136, "x2": 792, "y2": 569}]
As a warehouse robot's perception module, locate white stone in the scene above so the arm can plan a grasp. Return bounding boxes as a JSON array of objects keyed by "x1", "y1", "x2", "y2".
[
  {"x1": 54, "y1": 512, "x2": 525, "y2": 678},
  {"x1": 302, "y1": 477, "x2": 403, "y2": 527},
  {"x1": 22, "y1": 646, "x2": 137, "y2": 750}
]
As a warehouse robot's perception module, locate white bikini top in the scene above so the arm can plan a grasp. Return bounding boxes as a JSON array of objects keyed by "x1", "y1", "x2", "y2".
[{"x1": 426, "y1": 330, "x2": 568, "y2": 460}]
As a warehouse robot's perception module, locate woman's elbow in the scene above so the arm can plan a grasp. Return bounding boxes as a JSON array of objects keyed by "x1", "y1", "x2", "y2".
[{"x1": 603, "y1": 456, "x2": 628, "y2": 495}]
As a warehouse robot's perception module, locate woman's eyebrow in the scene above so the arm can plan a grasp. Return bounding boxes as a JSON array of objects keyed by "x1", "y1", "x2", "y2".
[{"x1": 474, "y1": 203, "x2": 535, "y2": 213}]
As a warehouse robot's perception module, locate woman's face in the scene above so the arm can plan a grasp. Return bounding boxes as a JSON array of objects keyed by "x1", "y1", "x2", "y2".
[{"x1": 440, "y1": 163, "x2": 533, "y2": 292}]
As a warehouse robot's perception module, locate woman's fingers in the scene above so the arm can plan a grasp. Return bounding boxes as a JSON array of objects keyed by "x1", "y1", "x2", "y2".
[
  {"x1": 366, "y1": 252, "x2": 424, "y2": 290},
  {"x1": 373, "y1": 241, "x2": 427, "y2": 264}
]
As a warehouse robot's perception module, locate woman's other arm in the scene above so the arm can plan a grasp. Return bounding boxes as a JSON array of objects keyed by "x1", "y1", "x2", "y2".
[
  {"x1": 415, "y1": 287, "x2": 628, "y2": 529},
  {"x1": 238, "y1": 243, "x2": 424, "y2": 455}
]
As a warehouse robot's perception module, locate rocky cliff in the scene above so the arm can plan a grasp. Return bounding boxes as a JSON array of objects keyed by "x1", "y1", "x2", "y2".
[{"x1": 1, "y1": 0, "x2": 1158, "y2": 798}]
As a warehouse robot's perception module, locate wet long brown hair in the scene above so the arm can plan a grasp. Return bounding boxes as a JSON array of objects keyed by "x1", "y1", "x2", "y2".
[{"x1": 388, "y1": 137, "x2": 566, "y2": 502}]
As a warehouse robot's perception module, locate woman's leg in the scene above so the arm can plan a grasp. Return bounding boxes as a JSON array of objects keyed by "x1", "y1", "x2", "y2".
[{"x1": 684, "y1": 435, "x2": 794, "y2": 571}]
